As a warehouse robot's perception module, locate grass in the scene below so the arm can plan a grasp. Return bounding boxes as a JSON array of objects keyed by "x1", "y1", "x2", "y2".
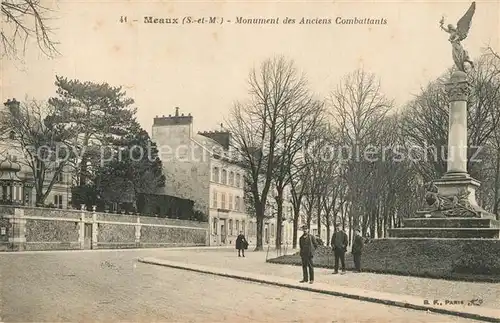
[{"x1": 267, "y1": 239, "x2": 500, "y2": 283}]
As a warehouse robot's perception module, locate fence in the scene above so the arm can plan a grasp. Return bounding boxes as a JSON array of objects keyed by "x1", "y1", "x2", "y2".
[{"x1": 0, "y1": 205, "x2": 209, "y2": 251}]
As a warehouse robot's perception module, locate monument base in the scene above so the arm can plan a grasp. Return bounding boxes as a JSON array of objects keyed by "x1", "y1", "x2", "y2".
[
  {"x1": 433, "y1": 173, "x2": 495, "y2": 219},
  {"x1": 389, "y1": 173, "x2": 499, "y2": 239},
  {"x1": 388, "y1": 217, "x2": 500, "y2": 238}
]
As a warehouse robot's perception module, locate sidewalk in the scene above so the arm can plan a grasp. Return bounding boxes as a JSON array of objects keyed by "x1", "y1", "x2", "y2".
[{"x1": 137, "y1": 249, "x2": 500, "y2": 322}]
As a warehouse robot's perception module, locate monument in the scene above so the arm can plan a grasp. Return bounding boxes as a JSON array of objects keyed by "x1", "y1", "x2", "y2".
[{"x1": 389, "y1": 1, "x2": 500, "y2": 239}]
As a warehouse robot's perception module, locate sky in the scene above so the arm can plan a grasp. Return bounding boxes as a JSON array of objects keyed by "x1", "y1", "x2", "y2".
[{"x1": 2, "y1": 0, "x2": 499, "y2": 134}]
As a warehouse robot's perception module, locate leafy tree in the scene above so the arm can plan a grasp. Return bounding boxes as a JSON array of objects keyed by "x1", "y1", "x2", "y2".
[
  {"x1": 48, "y1": 76, "x2": 137, "y2": 186},
  {"x1": 94, "y1": 124, "x2": 166, "y2": 210}
]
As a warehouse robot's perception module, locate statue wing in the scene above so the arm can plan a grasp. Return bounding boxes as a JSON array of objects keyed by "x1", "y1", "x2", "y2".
[{"x1": 456, "y1": 2, "x2": 476, "y2": 41}]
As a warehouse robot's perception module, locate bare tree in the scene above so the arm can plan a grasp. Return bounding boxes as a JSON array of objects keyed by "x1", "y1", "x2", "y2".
[
  {"x1": 272, "y1": 97, "x2": 324, "y2": 249},
  {"x1": 0, "y1": 99, "x2": 77, "y2": 205},
  {"x1": 227, "y1": 56, "x2": 306, "y2": 250},
  {"x1": 1, "y1": 0, "x2": 59, "y2": 58},
  {"x1": 288, "y1": 152, "x2": 310, "y2": 249},
  {"x1": 329, "y1": 69, "x2": 393, "y2": 239}
]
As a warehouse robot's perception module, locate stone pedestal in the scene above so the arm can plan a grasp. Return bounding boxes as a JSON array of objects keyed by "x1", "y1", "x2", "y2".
[{"x1": 390, "y1": 71, "x2": 497, "y2": 239}]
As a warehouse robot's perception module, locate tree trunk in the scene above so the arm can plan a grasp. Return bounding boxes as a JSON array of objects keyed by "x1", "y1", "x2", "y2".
[
  {"x1": 316, "y1": 197, "x2": 321, "y2": 239},
  {"x1": 292, "y1": 214, "x2": 299, "y2": 249},
  {"x1": 494, "y1": 151, "x2": 500, "y2": 219},
  {"x1": 275, "y1": 190, "x2": 284, "y2": 249},
  {"x1": 326, "y1": 213, "x2": 331, "y2": 246},
  {"x1": 78, "y1": 136, "x2": 91, "y2": 186},
  {"x1": 255, "y1": 211, "x2": 264, "y2": 251},
  {"x1": 370, "y1": 209, "x2": 376, "y2": 239},
  {"x1": 347, "y1": 208, "x2": 351, "y2": 246}
]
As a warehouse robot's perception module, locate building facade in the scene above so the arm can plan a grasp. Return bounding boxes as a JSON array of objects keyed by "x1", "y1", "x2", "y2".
[{"x1": 151, "y1": 108, "x2": 298, "y2": 247}]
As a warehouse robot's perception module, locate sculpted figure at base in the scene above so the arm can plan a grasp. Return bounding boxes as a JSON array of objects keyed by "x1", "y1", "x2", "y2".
[
  {"x1": 439, "y1": 2, "x2": 476, "y2": 72},
  {"x1": 423, "y1": 181, "x2": 479, "y2": 218}
]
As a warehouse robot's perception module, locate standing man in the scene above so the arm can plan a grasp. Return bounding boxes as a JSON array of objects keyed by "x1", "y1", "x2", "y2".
[
  {"x1": 235, "y1": 231, "x2": 248, "y2": 257},
  {"x1": 331, "y1": 224, "x2": 348, "y2": 274},
  {"x1": 299, "y1": 225, "x2": 318, "y2": 284},
  {"x1": 352, "y1": 228, "x2": 364, "y2": 272}
]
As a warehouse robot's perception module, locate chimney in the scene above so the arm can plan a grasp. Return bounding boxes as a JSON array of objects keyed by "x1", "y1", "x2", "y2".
[{"x1": 153, "y1": 107, "x2": 193, "y2": 126}]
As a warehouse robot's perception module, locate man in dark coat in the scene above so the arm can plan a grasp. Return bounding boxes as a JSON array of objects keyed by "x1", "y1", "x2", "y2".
[
  {"x1": 235, "y1": 231, "x2": 247, "y2": 257},
  {"x1": 331, "y1": 225, "x2": 348, "y2": 274},
  {"x1": 352, "y1": 228, "x2": 364, "y2": 272},
  {"x1": 299, "y1": 225, "x2": 318, "y2": 284}
]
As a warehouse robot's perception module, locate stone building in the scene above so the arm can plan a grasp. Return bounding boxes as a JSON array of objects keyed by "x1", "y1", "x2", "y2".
[{"x1": 151, "y1": 108, "x2": 296, "y2": 247}]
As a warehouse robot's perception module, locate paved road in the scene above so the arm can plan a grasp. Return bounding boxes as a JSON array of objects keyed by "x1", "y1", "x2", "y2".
[
  {"x1": 0, "y1": 250, "x2": 479, "y2": 322},
  {"x1": 151, "y1": 248, "x2": 500, "y2": 309}
]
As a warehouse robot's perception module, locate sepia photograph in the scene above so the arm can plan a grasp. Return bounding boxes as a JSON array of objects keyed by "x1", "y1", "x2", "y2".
[{"x1": 1, "y1": 0, "x2": 500, "y2": 322}]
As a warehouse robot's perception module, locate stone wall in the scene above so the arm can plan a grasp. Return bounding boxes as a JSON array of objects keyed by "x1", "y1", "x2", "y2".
[{"x1": 0, "y1": 206, "x2": 209, "y2": 251}]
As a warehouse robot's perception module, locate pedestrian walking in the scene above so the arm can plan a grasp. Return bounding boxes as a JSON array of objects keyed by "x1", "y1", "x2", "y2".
[
  {"x1": 235, "y1": 231, "x2": 248, "y2": 257},
  {"x1": 352, "y1": 228, "x2": 364, "y2": 272},
  {"x1": 299, "y1": 225, "x2": 318, "y2": 284},
  {"x1": 330, "y1": 225, "x2": 348, "y2": 274}
]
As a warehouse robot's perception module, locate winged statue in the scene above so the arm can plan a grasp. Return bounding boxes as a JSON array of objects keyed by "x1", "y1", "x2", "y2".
[{"x1": 439, "y1": 2, "x2": 476, "y2": 72}]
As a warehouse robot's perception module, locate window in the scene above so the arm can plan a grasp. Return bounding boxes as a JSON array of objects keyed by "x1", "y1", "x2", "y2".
[
  {"x1": 228, "y1": 219, "x2": 233, "y2": 235},
  {"x1": 212, "y1": 190, "x2": 218, "y2": 208},
  {"x1": 240, "y1": 174, "x2": 244, "y2": 187},
  {"x1": 54, "y1": 194, "x2": 63, "y2": 209},
  {"x1": 235, "y1": 174, "x2": 240, "y2": 187},
  {"x1": 229, "y1": 172, "x2": 234, "y2": 186},
  {"x1": 228, "y1": 194, "x2": 233, "y2": 210},
  {"x1": 222, "y1": 169, "x2": 227, "y2": 184},
  {"x1": 8, "y1": 131, "x2": 15, "y2": 140},
  {"x1": 212, "y1": 167, "x2": 219, "y2": 182},
  {"x1": 236, "y1": 220, "x2": 240, "y2": 233},
  {"x1": 221, "y1": 193, "x2": 226, "y2": 209},
  {"x1": 235, "y1": 196, "x2": 240, "y2": 212},
  {"x1": 271, "y1": 223, "x2": 275, "y2": 238},
  {"x1": 242, "y1": 220, "x2": 246, "y2": 234},
  {"x1": 213, "y1": 218, "x2": 218, "y2": 235}
]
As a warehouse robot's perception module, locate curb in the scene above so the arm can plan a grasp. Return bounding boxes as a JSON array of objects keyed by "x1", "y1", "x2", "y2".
[
  {"x1": 0, "y1": 246, "x2": 250, "y2": 255},
  {"x1": 266, "y1": 259, "x2": 500, "y2": 283},
  {"x1": 138, "y1": 257, "x2": 500, "y2": 323}
]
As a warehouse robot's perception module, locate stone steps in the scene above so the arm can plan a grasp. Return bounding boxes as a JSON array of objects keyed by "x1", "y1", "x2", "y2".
[
  {"x1": 402, "y1": 218, "x2": 500, "y2": 229},
  {"x1": 388, "y1": 228, "x2": 500, "y2": 239}
]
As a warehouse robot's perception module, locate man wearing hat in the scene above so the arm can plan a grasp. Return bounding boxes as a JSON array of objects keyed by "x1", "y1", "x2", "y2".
[
  {"x1": 299, "y1": 225, "x2": 318, "y2": 284},
  {"x1": 330, "y1": 223, "x2": 348, "y2": 274},
  {"x1": 352, "y1": 228, "x2": 364, "y2": 272}
]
